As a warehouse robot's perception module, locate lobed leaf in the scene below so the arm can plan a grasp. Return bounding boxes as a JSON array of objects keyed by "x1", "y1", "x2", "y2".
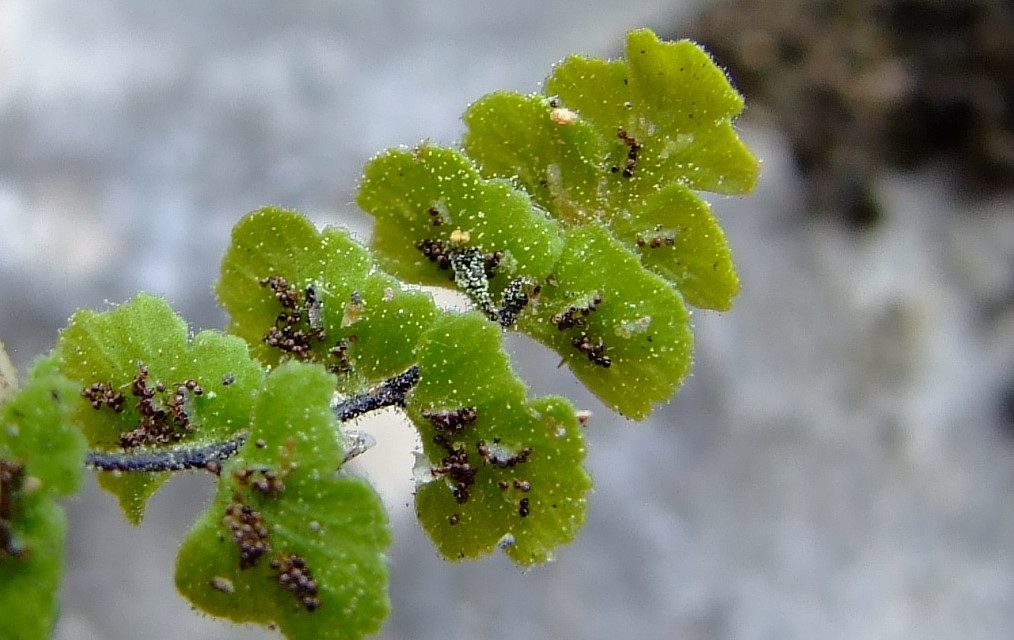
[
  {"x1": 409, "y1": 313, "x2": 590, "y2": 564},
  {"x1": 176, "y1": 361, "x2": 390, "y2": 640},
  {"x1": 517, "y1": 225, "x2": 693, "y2": 419},
  {"x1": 1, "y1": 358, "x2": 86, "y2": 640},
  {"x1": 352, "y1": 31, "x2": 754, "y2": 425},
  {"x1": 217, "y1": 207, "x2": 437, "y2": 392},
  {"x1": 1, "y1": 357, "x2": 85, "y2": 497},
  {"x1": 544, "y1": 28, "x2": 757, "y2": 197},
  {"x1": 462, "y1": 89, "x2": 611, "y2": 224},
  {"x1": 610, "y1": 182, "x2": 739, "y2": 310},
  {"x1": 54, "y1": 294, "x2": 264, "y2": 523},
  {"x1": 462, "y1": 92, "x2": 608, "y2": 225},
  {"x1": 462, "y1": 29, "x2": 753, "y2": 311},
  {"x1": 0, "y1": 500, "x2": 66, "y2": 640},
  {"x1": 357, "y1": 144, "x2": 565, "y2": 288}
]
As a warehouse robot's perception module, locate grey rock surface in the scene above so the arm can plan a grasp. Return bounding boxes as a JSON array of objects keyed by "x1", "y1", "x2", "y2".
[{"x1": 1, "y1": 2, "x2": 1011, "y2": 639}]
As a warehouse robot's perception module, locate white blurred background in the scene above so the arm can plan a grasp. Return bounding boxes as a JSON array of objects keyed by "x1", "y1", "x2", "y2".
[{"x1": 1, "y1": 1, "x2": 1011, "y2": 639}]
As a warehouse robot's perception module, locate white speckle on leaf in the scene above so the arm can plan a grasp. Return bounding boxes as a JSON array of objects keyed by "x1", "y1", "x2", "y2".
[
  {"x1": 211, "y1": 576, "x2": 234, "y2": 594},
  {"x1": 549, "y1": 107, "x2": 578, "y2": 125},
  {"x1": 615, "y1": 316, "x2": 652, "y2": 338}
]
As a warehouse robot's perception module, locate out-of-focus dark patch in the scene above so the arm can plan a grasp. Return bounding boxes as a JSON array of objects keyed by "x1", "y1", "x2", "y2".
[
  {"x1": 682, "y1": 0, "x2": 1013, "y2": 229},
  {"x1": 1000, "y1": 377, "x2": 1014, "y2": 440}
]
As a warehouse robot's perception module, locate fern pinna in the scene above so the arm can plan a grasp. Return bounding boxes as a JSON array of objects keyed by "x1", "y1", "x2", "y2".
[{"x1": 0, "y1": 29, "x2": 756, "y2": 640}]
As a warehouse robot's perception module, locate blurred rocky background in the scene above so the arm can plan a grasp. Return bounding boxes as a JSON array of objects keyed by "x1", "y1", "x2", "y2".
[
  {"x1": 687, "y1": 0, "x2": 1013, "y2": 228},
  {"x1": 0, "y1": 1, "x2": 1011, "y2": 639}
]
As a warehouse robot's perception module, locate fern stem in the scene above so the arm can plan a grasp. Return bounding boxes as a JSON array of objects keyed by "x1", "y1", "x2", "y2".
[
  {"x1": 85, "y1": 436, "x2": 246, "y2": 473},
  {"x1": 86, "y1": 365, "x2": 421, "y2": 473},
  {"x1": 331, "y1": 364, "x2": 420, "y2": 421}
]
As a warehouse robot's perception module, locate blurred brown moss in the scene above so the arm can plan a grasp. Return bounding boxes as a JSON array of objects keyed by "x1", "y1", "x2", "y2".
[{"x1": 683, "y1": 0, "x2": 1013, "y2": 228}]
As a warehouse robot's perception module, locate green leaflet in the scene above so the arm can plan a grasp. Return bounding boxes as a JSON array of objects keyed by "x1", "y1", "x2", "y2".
[
  {"x1": 462, "y1": 29, "x2": 754, "y2": 311},
  {"x1": 54, "y1": 294, "x2": 264, "y2": 523},
  {"x1": 519, "y1": 225, "x2": 693, "y2": 419},
  {"x1": 0, "y1": 356, "x2": 84, "y2": 497},
  {"x1": 356, "y1": 29, "x2": 752, "y2": 421},
  {"x1": 357, "y1": 144, "x2": 565, "y2": 288},
  {"x1": 0, "y1": 501, "x2": 66, "y2": 640},
  {"x1": 1, "y1": 358, "x2": 86, "y2": 640},
  {"x1": 217, "y1": 207, "x2": 438, "y2": 393},
  {"x1": 611, "y1": 183, "x2": 738, "y2": 311},
  {"x1": 0, "y1": 28, "x2": 756, "y2": 640},
  {"x1": 354, "y1": 141, "x2": 699, "y2": 416},
  {"x1": 545, "y1": 28, "x2": 757, "y2": 197},
  {"x1": 176, "y1": 362, "x2": 390, "y2": 640},
  {"x1": 409, "y1": 313, "x2": 590, "y2": 564},
  {"x1": 463, "y1": 93, "x2": 740, "y2": 310},
  {"x1": 462, "y1": 92, "x2": 608, "y2": 225},
  {"x1": 219, "y1": 208, "x2": 591, "y2": 564}
]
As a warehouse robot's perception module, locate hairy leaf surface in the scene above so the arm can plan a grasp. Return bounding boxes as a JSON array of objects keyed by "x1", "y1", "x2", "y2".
[
  {"x1": 54, "y1": 294, "x2": 264, "y2": 522},
  {"x1": 1, "y1": 359, "x2": 85, "y2": 640},
  {"x1": 462, "y1": 30, "x2": 752, "y2": 311},
  {"x1": 176, "y1": 362, "x2": 390, "y2": 640},
  {"x1": 610, "y1": 182, "x2": 738, "y2": 310},
  {"x1": 409, "y1": 313, "x2": 590, "y2": 564},
  {"x1": 218, "y1": 207, "x2": 437, "y2": 392},
  {"x1": 462, "y1": 92, "x2": 607, "y2": 225},
  {"x1": 518, "y1": 225, "x2": 693, "y2": 419},
  {"x1": 545, "y1": 29, "x2": 757, "y2": 197},
  {"x1": 358, "y1": 144, "x2": 565, "y2": 288}
]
